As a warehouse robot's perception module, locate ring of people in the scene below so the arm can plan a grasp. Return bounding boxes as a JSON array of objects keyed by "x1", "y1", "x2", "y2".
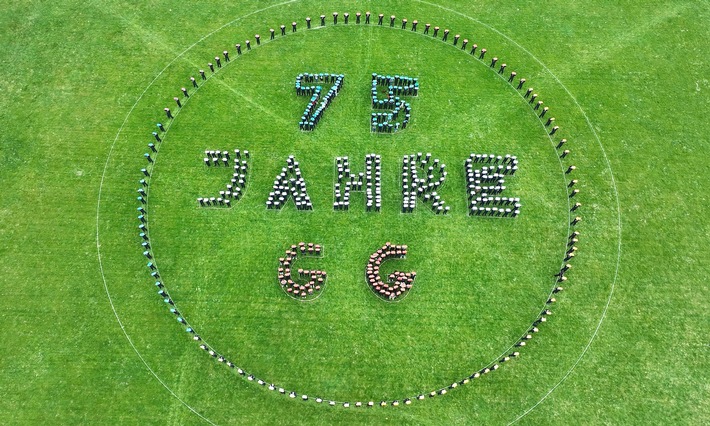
[{"x1": 136, "y1": 11, "x2": 581, "y2": 407}]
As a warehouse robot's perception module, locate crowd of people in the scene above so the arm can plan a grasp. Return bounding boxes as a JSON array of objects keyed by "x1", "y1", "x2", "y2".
[
  {"x1": 401, "y1": 153, "x2": 449, "y2": 214},
  {"x1": 365, "y1": 243, "x2": 416, "y2": 300},
  {"x1": 278, "y1": 242, "x2": 326, "y2": 298},
  {"x1": 266, "y1": 155, "x2": 314, "y2": 210},
  {"x1": 466, "y1": 153, "x2": 520, "y2": 217},
  {"x1": 197, "y1": 149, "x2": 249, "y2": 207},
  {"x1": 333, "y1": 155, "x2": 382, "y2": 211},
  {"x1": 295, "y1": 73, "x2": 344, "y2": 131},
  {"x1": 371, "y1": 73, "x2": 417, "y2": 133}
]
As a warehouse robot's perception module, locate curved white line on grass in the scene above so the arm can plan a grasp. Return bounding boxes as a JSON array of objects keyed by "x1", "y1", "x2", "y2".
[
  {"x1": 411, "y1": 1, "x2": 622, "y2": 423},
  {"x1": 96, "y1": 2, "x2": 298, "y2": 424}
]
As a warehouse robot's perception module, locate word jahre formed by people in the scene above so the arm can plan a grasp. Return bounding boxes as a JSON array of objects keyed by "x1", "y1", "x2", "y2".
[{"x1": 197, "y1": 150, "x2": 521, "y2": 217}]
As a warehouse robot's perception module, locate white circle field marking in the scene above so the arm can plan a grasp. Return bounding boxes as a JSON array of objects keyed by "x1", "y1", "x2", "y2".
[{"x1": 95, "y1": 3, "x2": 620, "y2": 424}]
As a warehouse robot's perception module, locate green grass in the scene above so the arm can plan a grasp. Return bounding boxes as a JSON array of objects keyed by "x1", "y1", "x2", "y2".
[{"x1": 1, "y1": 1, "x2": 708, "y2": 424}]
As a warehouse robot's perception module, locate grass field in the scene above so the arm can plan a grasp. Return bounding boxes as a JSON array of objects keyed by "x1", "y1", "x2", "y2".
[{"x1": 1, "y1": 1, "x2": 708, "y2": 424}]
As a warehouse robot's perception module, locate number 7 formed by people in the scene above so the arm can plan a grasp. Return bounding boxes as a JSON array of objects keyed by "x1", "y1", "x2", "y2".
[{"x1": 294, "y1": 72, "x2": 344, "y2": 131}]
